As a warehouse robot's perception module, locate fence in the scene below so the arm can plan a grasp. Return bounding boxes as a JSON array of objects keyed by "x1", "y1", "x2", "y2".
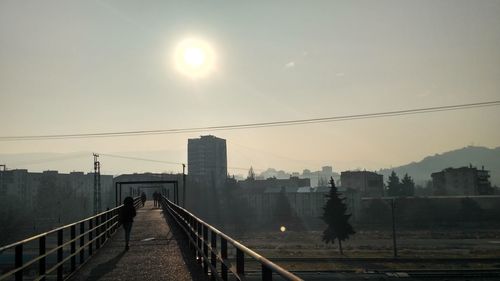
[{"x1": 0, "y1": 197, "x2": 141, "y2": 281}]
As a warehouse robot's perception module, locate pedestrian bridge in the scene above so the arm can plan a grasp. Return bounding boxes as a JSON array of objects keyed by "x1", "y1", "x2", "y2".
[{"x1": 0, "y1": 197, "x2": 302, "y2": 281}]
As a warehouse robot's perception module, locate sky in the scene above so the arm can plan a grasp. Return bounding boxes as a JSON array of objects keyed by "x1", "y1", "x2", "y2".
[{"x1": 1, "y1": 0, "x2": 500, "y2": 175}]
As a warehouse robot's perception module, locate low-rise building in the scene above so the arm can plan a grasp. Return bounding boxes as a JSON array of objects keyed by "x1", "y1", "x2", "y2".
[
  {"x1": 341, "y1": 171, "x2": 384, "y2": 197},
  {"x1": 0, "y1": 169, "x2": 114, "y2": 214},
  {"x1": 239, "y1": 176, "x2": 310, "y2": 191},
  {"x1": 431, "y1": 166, "x2": 492, "y2": 196},
  {"x1": 240, "y1": 184, "x2": 360, "y2": 225}
]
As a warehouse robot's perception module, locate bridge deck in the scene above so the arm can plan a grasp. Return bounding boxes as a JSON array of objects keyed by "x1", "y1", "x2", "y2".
[{"x1": 70, "y1": 201, "x2": 206, "y2": 281}]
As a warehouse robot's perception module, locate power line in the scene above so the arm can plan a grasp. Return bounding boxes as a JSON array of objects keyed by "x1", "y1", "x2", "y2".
[
  {"x1": 98, "y1": 153, "x2": 184, "y2": 166},
  {"x1": 98, "y1": 153, "x2": 259, "y2": 172},
  {"x1": 1, "y1": 100, "x2": 499, "y2": 141}
]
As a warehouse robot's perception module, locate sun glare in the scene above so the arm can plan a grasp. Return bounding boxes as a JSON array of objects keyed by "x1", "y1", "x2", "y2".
[{"x1": 174, "y1": 38, "x2": 215, "y2": 79}]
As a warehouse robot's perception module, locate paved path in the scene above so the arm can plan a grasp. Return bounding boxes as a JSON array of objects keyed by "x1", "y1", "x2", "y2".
[{"x1": 70, "y1": 201, "x2": 207, "y2": 281}]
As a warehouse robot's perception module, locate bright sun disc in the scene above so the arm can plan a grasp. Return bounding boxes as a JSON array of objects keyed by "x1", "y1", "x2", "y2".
[{"x1": 174, "y1": 38, "x2": 215, "y2": 78}]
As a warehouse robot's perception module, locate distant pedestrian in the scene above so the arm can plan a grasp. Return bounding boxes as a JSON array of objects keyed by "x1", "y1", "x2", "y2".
[
  {"x1": 119, "y1": 196, "x2": 136, "y2": 251},
  {"x1": 140, "y1": 192, "x2": 146, "y2": 207},
  {"x1": 153, "y1": 191, "x2": 160, "y2": 207},
  {"x1": 156, "y1": 191, "x2": 162, "y2": 207}
]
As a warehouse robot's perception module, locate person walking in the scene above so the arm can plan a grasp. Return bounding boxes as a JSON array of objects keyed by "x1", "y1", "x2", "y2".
[
  {"x1": 119, "y1": 196, "x2": 136, "y2": 251},
  {"x1": 156, "y1": 191, "x2": 162, "y2": 207},
  {"x1": 140, "y1": 192, "x2": 146, "y2": 207},
  {"x1": 153, "y1": 191, "x2": 160, "y2": 207}
]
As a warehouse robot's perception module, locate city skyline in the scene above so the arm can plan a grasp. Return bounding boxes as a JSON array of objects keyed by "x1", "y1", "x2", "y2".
[{"x1": 0, "y1": 142, "x2": 498, "y2": 178}]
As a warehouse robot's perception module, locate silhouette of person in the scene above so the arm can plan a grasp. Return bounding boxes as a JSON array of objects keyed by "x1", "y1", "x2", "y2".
[
  {"x1": 119, "y1": 196, "x2": 136, "y2": 251},
  {"x1": 153, "y1": 191, "x2": 159, "y2": 207},
  {"x1": 140, "y1": 192, "x2": 146, "y2": 207},
  {"x1": 158, "y1": 192, "x2": 163, "y2": 207}
]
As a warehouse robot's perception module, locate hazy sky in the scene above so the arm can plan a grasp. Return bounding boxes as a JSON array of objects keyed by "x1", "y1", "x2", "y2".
[{"x1": 1, "y1": 0, "x2": 500, "y2": 175}]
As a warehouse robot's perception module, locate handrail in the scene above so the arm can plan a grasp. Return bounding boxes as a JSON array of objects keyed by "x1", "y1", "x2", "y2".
[
  {"x1": 0, "y1": 205, "x2": 122, "y2": 253},
  {"x1": 160, "y1": 195, "x2": 303, "y2": 281},
  {"x1": 0, "y1": 196, "x2": 141, "y2": 281}
]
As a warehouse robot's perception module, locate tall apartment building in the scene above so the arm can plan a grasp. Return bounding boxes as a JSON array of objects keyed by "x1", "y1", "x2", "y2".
[
  {"x1": 340, "y1": 170, "x2": 384, "y2": 197},
  {"x1": 187, "y1": 135, "x2": 227, "y2": 188},
  {"x1": 431, "y1": 166, "x2": 492, "y2": 195}
]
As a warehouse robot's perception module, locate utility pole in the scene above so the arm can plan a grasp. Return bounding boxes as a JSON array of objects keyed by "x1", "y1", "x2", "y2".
[
  {"x1": 93, "y1": 154, "x2": 101, "y2": 214},
  {"x1": 391, "y1": 198, "x2": 398, "y2": 258},
  {"x1": 182, "y1": 163, "x2": 186, "y2": 208}
]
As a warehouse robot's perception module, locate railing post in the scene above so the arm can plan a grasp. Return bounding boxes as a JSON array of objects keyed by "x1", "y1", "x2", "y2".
[
  {"x1": 203, "y1": 224, "x2": 209, "y2": 274},
  {"x1": 211, "y1": 230, "x2": 217, "y2": 281},
  {"x1": 221, "y1": 237, "x2": 228, "y2": 281},
  {"x1": 95, "y1": 215, "x2": 100, "y2": 249},
  {"x1": 80, "y1": 222, "x2": 85, "y2": 264},
  {"x1": 15, "y1": 244, "x2": 22, "y2": 281},
  {"x1": 197, "y1": 221, "x2": 202, "y2": 264},
  {"x1": 57, "y1": 229, "x2": 63, "y2": 281},
  {"x1": 100, "y1": 213, "x2": 106, "y2": 244},
  {"x1": 236, "y1": 248, "x2": 245, "y2": 276},
  {"x1": 39, "y1": 236, "x2": 46, "y2": 281},
  {"x1": 106, "y1": 209, "x2": 110, "y2": 238},
  {"x1": 187, "y1": 216, "x2": 192, "y2": 251},
  {"x1": 262, "y1": 264, "x2": 272, "y2": 281},
  {"x1": 88, "y1": 218, "x2": 93, "y2": 256},
  {"x1": 70, "y1": 225, "x2": 76, "y2": 272},
  {"x1": 191, "y1": 217, "x2": 196, "y2": 255},
  {"x1": 115, "y1": 208, "x2": 119, "y2": 232}
]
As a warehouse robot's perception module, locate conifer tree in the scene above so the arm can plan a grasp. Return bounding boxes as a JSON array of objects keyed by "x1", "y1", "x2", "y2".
[
  {"x1": 401, "y1": 173, "x2": 415, "y2": 196},
  {"x1": 387, "y1": 171, "x2": 401, "y2": 196},
  {"x1": 321, "y1": 177, "x2": 355, "y2": 255}
]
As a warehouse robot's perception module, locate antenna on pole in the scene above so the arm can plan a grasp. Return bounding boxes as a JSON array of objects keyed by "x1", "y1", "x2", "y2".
[{"x1": 93, "y1": 153, "x2": 101, "y2": 214}]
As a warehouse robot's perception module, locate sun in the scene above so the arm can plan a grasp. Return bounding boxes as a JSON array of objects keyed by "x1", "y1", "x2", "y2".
[
  {"x1": 174, "y1": 38, "x2": 215, "y2": 79},
  {"x1": 183, "y1": 47, "x2": 205, "y2": 68}
]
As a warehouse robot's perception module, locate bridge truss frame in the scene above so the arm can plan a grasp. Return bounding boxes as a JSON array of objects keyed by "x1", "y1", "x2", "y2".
[{"x1": 114, "y1": 180, "x2": 179, "y2": 207}]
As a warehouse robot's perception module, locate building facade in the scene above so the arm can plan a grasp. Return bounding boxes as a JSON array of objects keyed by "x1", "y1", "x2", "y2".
[
  {"x1": 239, "y1": 176, "x2": 311, "y2": 191},
  {"x1": 431, "y1": 166, "x2": 492, "y2": 196},
  {"x1": 188, "y1": 135, "x2": 227, "y2": 188},
  {"x1": 0, "y1": 168, "x2": 115, "y2": 233},
  {"x1": 240, "y1": 185, "x2": 360, "y2": 226},
  {"x1": 340, "y1": 171, "x2": 384, "y2": 197}
]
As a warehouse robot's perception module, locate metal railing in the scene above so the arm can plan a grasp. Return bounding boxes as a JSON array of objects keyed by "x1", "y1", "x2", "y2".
[
  {"x1": 160, "y1": 196, "x2": 303, "y2": 281},
  {"x1": 0, "y1": 197, "x2": 141, "y2": 281}
]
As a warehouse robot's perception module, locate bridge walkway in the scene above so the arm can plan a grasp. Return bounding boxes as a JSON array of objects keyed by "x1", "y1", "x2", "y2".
[{"x1": 69, "y1": 201, "x2": 207, "y2": 281}]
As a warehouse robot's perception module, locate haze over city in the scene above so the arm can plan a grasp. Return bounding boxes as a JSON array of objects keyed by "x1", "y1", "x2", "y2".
[
  {"x1": 1, "y1": 0, "x2": 500, "y2": 176},
  {"x1": 3, "y1": 1, "x2": 500, "y2": 280}
]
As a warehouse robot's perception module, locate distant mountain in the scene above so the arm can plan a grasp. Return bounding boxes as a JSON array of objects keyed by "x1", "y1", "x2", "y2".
[{"x1": 378, "y1": 146, "x2": 500, "y2": 186}]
